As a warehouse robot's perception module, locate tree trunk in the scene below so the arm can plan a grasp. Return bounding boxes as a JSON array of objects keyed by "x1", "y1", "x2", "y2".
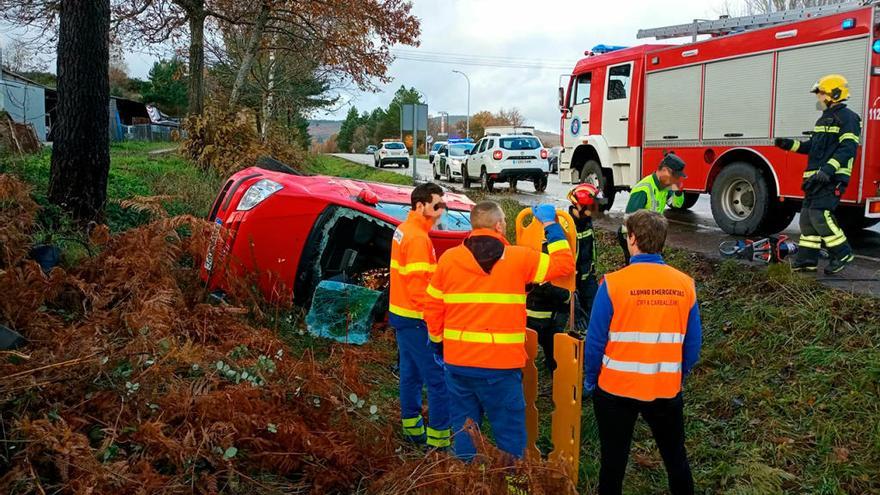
[
  {"x1": 48, "y1": 0, "x2": 111, "y2": 223},
  {"x1": 261, "y1": 48, "x2": 276, "y2": 140},
  {"x1": 229, "y1": 1, "x2": 270, "y2": 107},
  {"x1": 187, "y1": 5, "x2": 206, "y2": 116}
]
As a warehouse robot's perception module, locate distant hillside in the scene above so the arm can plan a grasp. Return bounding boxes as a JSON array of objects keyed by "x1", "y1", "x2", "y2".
[
  {"x1": 534, "y1": 130, "x2": 560, "y2": 147},
  {"x1": 309, "y1": 120, "x2": 342, "y2": 144}
]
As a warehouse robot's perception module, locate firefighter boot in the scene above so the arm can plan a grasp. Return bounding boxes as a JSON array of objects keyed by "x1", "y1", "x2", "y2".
[
  {"x1": 791, "y1": 259, "x2": 818, "y2": 272},
  {"x1": 824, "y1": 253, "x2": 855, "y2": 275}
]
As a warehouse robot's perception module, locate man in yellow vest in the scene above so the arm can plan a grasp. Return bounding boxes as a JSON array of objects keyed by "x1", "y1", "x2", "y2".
[
  {"x1": 585, "y1": 210, "x2": 702, "y2": 495},
  {"x1": 617, "y1": 153, "x2": 687, "y2": 264}
]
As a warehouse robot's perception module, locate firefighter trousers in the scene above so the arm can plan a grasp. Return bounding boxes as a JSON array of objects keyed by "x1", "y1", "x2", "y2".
[
  {"x1": 391, "y1": 315, "x2": 451, "y2": 448},
  {"x1": 796, "y1": 206, "x2": 853, "y2": 265},
  {"x1": 444, "y1": 368, "x2": 526, "y2": 461}
]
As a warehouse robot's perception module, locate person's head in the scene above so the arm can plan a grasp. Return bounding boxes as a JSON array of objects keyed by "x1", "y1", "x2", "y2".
[
  {"x1": 656, "y1": 152, "x2": 687, "y2": 189},
  {"x1": 470, "y1": 201, "x2": 506, "y2": 234},
  {"x1": 567, "y1": 183, "x2": 604, "y2": 217},
  {"x1": 625, "y1": 210, "x2": 667, "y2": 256},
  {"x1": 411, "y1": 182, "x2": 446, "y2": 224},
  {"x1": 811, "y1": 74, "x2": 849, "y2": 109}
]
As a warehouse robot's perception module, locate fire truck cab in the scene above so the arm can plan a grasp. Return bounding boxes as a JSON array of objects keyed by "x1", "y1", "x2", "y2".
[{"x1": 559, "y1": 3, "x2": 880, "y2": 235}]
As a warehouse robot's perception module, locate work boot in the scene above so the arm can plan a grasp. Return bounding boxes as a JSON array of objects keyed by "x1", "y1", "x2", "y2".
[
  {"x1": 790, "y1": 259, "x2": 817, "y2": 272},
  {"x1": 824, "y1": 254, "x2": 855, "y2": 275}
]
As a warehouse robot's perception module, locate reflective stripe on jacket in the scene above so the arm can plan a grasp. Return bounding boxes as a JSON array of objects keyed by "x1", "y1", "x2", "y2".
[
  {"x1": 627, "y1": 174, "x2": 684, "y2": 215},
  {"x1": 389, "y1": 211, "x2": 436, "y2": 320},
  {"x1": 424, "y1": 227, "x2": 575, "y2": 369},
  {"x1": 598, "y1": 262, "x2": 696, "y2": 401}
]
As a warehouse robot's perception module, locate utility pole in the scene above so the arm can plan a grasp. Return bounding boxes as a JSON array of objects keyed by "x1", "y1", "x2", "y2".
[{"x1": 452, "y1": 70, "x2": 470, "y2": 139}]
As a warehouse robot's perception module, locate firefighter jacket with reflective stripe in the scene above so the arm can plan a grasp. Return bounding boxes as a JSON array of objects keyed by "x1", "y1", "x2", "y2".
[
  {"x1": 787, "y1": 103, "x2": 861, "y2": 210},
  {"x1": 625, "y1": 173, "x2": 685, "y2": 215},
  {"x1": 424, "y1": 225, "x2": 575, "y2": 370},
  {"x1": 389, "y1": 211, "x2": 437, "y2": 320},
  {"x1": 583, "y1": 254, "x2": 702, "y2": 401}
]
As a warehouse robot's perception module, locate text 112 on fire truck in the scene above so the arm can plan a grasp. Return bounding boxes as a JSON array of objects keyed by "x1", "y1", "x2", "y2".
[{"x1": 558, "y1": 2, "x2": 880, "y2": 235}]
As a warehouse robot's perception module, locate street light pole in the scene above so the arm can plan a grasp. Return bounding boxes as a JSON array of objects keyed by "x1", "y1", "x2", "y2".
[{"x1": 452, "y1": 70, "x2": 470, "y2": 139}]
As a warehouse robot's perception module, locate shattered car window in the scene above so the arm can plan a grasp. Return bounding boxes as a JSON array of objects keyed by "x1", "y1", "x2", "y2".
[{"x1": 374, "y1": 202, "x2": 472, "y2": 231}]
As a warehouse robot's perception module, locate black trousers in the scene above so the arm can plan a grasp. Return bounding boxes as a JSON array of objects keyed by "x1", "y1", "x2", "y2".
[
  {"x1": 526, "y1": 313, "x2": 567, "y2": 374},
  {"x1": 617, "y1": 226, "x2": 630, "y2": 265},
  {"x1": 592, "y1": 388, "x2": 694, "y2": 495}
]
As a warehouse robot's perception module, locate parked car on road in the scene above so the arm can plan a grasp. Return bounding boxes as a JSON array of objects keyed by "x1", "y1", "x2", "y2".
[
  {"x1": 547, "y1": 146, "x2": 562, "y2": 173},
  {"x1": 373, "y1": 141, "x2": 409, "y2": 168},
  {"x1": 365, "y1": 145, "x2": 377, "y2": 154},
  {"x1": 461, "y1": 129, "x2": 550, "y2": 192},
  {"x1": 429, "y1": 141, "x2": 447, "y2": 164},
  {"x1": 433, "y1": 142, "x2": 475, "y2": 183},
  {"x1": 202, "y1": 159, "x2": 474, "y2": 304}
]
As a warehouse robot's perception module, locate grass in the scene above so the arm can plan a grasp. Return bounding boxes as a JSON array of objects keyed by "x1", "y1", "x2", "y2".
[
  {"x1": 3, "y1": 144, "x2": 878, "y2": 493},
  {"x1": 303, "y1": 154, "x2": 413, "y2": 186}
]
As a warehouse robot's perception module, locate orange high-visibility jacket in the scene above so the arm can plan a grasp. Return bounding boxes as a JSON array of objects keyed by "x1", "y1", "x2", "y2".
[
  {"x1": 389, "y1": 211, "x2": 437, "y2": 320},
  {"x1": 599, "y1": 263, "x2": 696, "y2": 401},
  {"x1": 424, "y1": 228, "x2": 574, "y2": 369}
]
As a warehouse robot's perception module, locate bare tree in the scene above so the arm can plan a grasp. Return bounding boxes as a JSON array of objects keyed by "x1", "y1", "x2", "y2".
[{"x1": 1, "y1": 39, "x2": 50, "y2": 73}]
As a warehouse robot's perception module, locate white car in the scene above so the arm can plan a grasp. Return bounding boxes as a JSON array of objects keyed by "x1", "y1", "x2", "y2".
[
  {"x1": 432, "y1": 142, "x2": 475, "y2": 182},
  {"x1": 429, "y1": 141, "x2": 447, "y2": 164},
  {"x1": 373, "y1": 141, "x2": 410, "y2": 168},
  {"x1": 461, "y1": 133, "x2": 550, "y2": 192}
]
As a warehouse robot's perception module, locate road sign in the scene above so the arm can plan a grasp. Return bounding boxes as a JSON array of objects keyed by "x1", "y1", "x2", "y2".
[
  {"x1": 400, "y1": 104, "x2": 428, "y2": 132},
  {"x1": 401, "y1": 103, "x2": 429, "y2": 185},
  {"x1": 426, "y1": 135, "x2": 434, "y2": 145}
]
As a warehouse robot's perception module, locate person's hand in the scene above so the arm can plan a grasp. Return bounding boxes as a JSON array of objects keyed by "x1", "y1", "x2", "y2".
[
  {"x1": 532, "y1": 204, "x2": 557, "y2": 224},
  {"x1": 774, "y1": 138, "x2": 793, "y2": 150},
  {"x1": 814, "y1": 170, "x2": 831, "y2": 184}
]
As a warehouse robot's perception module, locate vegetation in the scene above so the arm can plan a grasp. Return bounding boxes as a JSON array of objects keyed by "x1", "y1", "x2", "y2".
[
  {"x1": 336, "y1": 86, "x2": 426, "y2": 153},
  {"x1": 2, "y1": 144, "x2": 878, "y2": 493}
]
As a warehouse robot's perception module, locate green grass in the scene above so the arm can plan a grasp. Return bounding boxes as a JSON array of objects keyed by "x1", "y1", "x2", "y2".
[
  {"x1": 1, "y1": 142, "x2": 224, "y2": 263},
  {"x1": 303, "y1": 155, "x2": 412, "y2": 186}
]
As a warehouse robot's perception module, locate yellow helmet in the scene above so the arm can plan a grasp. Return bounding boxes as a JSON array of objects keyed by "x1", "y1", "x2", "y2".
[{"x1": 811, "y1": 74, "x2": 849, "y2": 103}]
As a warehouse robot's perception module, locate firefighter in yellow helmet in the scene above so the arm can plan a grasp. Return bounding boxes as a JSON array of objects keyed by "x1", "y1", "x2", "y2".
[{"x1": 775, "y1": 74, "x2": 861, "y2": 274}]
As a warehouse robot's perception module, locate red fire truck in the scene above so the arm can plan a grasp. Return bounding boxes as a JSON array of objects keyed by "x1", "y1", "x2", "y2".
[{"x1": 558, "y1": 2, "x2": 880, "y2": 235}]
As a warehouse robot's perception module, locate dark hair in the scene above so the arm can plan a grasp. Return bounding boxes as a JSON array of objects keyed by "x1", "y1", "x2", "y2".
[
  {"x1": 625, "y1": 210, "x2": 667, "y2": 254},
  {"x1": 411, "y1": 182, "x2": 444, "y2": 210},
  {"x1": 470, "y1": 201, "x2": 504, "y2": 229}
]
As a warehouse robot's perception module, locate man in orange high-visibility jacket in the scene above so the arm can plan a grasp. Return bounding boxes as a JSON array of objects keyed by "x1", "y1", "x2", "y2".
[
  {"x1": 424, "y1": 201, "x2": 575, "y2": 461},
  {"x1": 584, "y1": 210, "x2": 702, "y2": 495},
  {"x1": 389, "y1": 182, "x2": 451, "y2": 449}
]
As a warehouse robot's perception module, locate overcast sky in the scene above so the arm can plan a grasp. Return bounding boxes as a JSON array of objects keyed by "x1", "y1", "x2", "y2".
[{"x1": 2, "y1": 0, "x2": 734, "y2": 131}]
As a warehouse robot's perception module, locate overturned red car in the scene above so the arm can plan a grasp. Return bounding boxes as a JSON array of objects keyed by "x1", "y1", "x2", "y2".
[{"x1": 202, "y1": 159, "x2": 475, "y2": 304}]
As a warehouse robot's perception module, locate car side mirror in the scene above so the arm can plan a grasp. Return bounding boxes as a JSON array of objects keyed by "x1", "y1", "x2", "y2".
[{"x1": 558, "y1": 87, "x2": 567, "y2": 112}]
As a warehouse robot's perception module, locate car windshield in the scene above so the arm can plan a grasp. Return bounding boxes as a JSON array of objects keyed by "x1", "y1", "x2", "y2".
[
  {"x1": 384, "y1": 142, "x2": 405, "y2": 150},
  {"x1": 448, "y1": 144, "x2": 474, "y2": 157},
  {"x1": 500, "y1": 137, "x2": 541, "y2": 150},
  {"x1": 431, "y1": 143, "x2": 443, "y2": 151},
  {"x1": 374, "y1": 203, "x2": 472, "y2": 231}
]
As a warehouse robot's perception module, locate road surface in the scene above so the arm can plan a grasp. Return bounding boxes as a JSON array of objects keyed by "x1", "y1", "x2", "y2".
[{"x1": 334, "y1": 153, "x2": 880, "y2": 294}]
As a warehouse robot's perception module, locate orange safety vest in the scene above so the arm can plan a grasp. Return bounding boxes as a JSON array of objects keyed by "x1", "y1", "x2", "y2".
[
  {"x1": 389, "y1": 211, "x2": 437, "y2": 320},
  {"x1": 599, "y1": 263, "x2": 696, "y2": 401},
  {"x1": 424, "y1": 228, "x2": 574, "y2": 369}
]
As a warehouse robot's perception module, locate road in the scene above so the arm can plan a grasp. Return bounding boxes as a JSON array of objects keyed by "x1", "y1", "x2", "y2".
[{"x1": 335, "y1": 153, "x2": 880, "y2": 294}]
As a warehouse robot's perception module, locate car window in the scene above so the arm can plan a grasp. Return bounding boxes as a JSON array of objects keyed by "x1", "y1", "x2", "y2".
[
  {"x1": 575, "y1": 72, "x2": 591, "y2": 105},
  {"x1": 488, "y1": 139, "x2": 495, "y2": 149},
  {"x1": 385, "y1": 142, "x2": 405, "y2": 149},
  {"x1": 438, "y1": 145, "x2": 447, "y2": 154},
  {"x1": 499, "y1": 137, "x2": 541, "y2": 150},
  {"x1": 478, "y1": 139, "x2": 488, "y2": 153},
  {"x1": 375, "y1": 203, "x2": 472, "y2": 231},
  {"x1": 431, "y1": 143, "x2": 442, "y2": 152},
  {"x1": 448, "y1": 144, "x2": 473, "y2": 156},
  {"x1": 607, "y1": 64, "x2": 631, "y2": 101}
]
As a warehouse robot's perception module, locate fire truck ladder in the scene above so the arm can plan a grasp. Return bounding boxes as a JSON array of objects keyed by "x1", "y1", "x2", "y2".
[{"x1": 637, "y1": 2, "x2": 869, "y2": 41}]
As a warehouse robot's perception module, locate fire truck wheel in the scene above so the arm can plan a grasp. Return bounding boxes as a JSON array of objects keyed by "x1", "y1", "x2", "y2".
[
  {"x1": 669, "y1": 192, "x2": 700, "y2": 211},
  {"x1": 710, "y1": 161, "x2": 772, "y2": 235},
  {"x1": 580, "y1": 159, "x2": 614, "y2": 211},
  {"x1": 757, "y1": 203, "x2": 797, "y2": 234}
]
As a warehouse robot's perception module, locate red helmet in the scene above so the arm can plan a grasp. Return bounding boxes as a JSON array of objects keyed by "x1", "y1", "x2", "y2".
[{"x1": 567, "y1": 183, "x2": 603, "y2": 207}]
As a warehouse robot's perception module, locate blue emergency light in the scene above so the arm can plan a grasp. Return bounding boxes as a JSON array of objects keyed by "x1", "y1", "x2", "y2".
[
  {"x1": 874, "y1": 40, "x2": 880, "y2": 54},
  {"x1": 448, "y1": 138, "x2": 474, "y2": 144},
  {"x1": 842, "y1": 18, "x2": 855, "y2": 30},
  {"x1": 592, "y1": 44, "x2": 628, "y2": 54}
]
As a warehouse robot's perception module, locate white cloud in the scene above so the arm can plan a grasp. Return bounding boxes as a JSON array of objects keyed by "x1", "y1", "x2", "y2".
[{"x1": 316, "y1": 0, "x2": 728, "y2": 130}]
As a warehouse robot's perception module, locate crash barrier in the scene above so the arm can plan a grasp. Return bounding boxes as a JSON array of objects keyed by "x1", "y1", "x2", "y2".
[{"x1": 518, "y1": 207, "x2": 584, "y2": 482}]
